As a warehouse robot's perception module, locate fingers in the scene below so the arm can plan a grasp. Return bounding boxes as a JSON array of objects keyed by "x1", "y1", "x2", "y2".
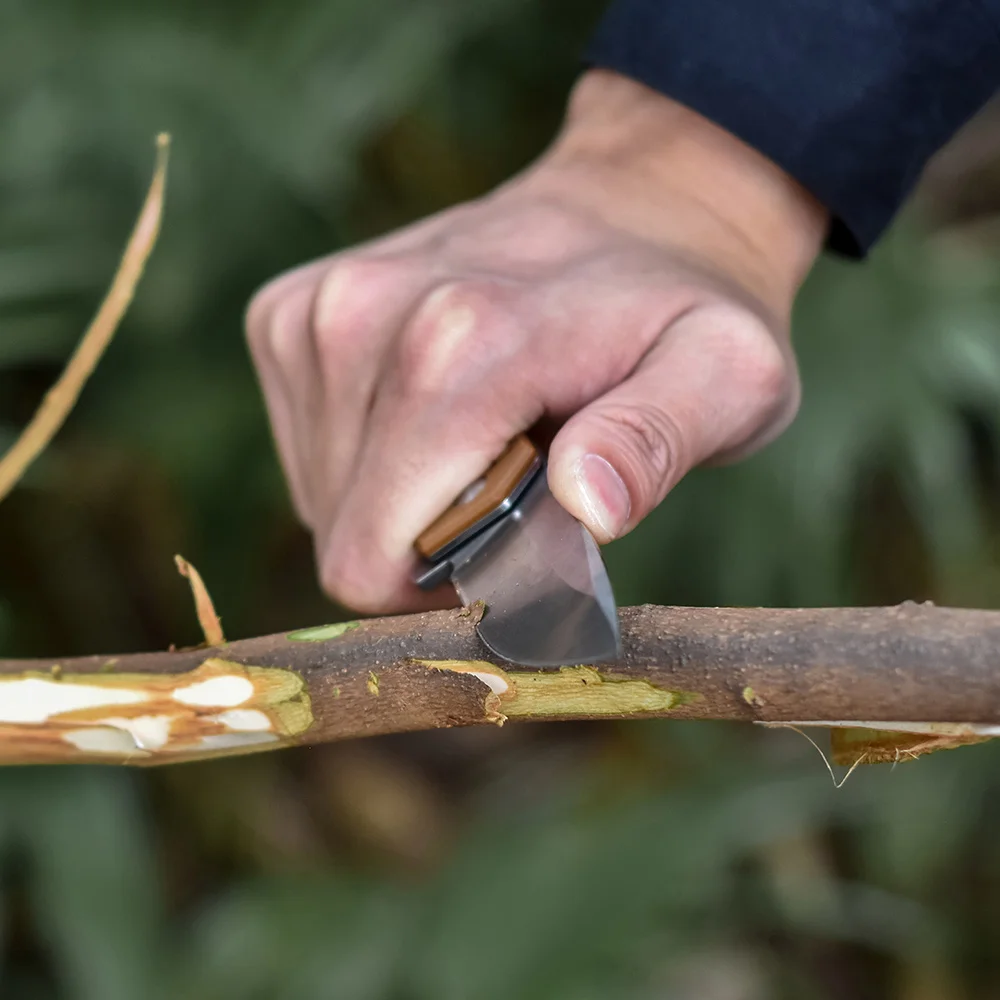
[
  {"x1": 309, "y1": 255, "x2": 433, "y2": 521},
  {"x1": 314, "y1": 278, "x2": 544, "y2": 613},
  {"x1": 547, "y1": 303, "x2": 798, "y2": 542},
  {"x1": 246, "y1": 261, "x2": 329, "y2": 524},
  {"x1": 246, "y1": 253, "x2": 431, "y2": 534}
]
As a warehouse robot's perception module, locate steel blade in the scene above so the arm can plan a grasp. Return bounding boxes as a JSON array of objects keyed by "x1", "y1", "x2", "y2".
[{"x1": 451, "y1": 471, "x2": 620, "y2": 666}]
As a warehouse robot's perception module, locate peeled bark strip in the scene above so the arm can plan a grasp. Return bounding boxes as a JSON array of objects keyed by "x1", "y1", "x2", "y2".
[{"x1": 0, "y1": 601, "x2": 999, "y2": 766}]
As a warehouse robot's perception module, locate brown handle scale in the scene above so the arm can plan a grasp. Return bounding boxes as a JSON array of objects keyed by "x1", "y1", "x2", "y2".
[{"x1": 415, "y1": 435, "x2": 539, "y2": 560}]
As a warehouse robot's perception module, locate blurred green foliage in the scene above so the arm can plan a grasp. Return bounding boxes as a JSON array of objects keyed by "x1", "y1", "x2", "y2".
[{"x1": 2, "y1": 1, "x2": 1000, "y2": 998}]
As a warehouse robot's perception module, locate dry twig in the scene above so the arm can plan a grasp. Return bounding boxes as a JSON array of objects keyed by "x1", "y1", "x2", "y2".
[
  {"x1": 0, "y1": 133, "x2": 170, "y2": 503},
  {"x1": 174, "y1": 555, "x2": 226, "y2": 647}
]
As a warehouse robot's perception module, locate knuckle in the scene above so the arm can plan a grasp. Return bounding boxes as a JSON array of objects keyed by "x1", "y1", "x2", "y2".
[
  {"x1": 318, "y1": 545, "x2": 384, "y2": 615},
  {"x1": 312, "y1": 255, "x2": 400, "y2": 338},
  {"x1": 769, "y1": 360, "x2": 802, "y2": 430},
  {"x1": 605, "y1": 401, "x2": 687, "y2": 488},
  {"x1": 265, "y1": 284, "x2": 316, "y2": 371},
  {"x1": 702, "y1": 304, "x2": 794, "y2": 413},
  {"x1": 400, "y1": 280, "x2": 508, "y2": 393},
  {"x1": 689, "y1": 303, "x2": 801, "y2": 459},
  {"x1": 739, "y1": 332, "x2": 791, "y2": 410},
  {"x1": 245, "y1": 265, "x2": 313, "y2": 352},
  {"x1": 245, "y1": 281, "x2": 281, "y2": 354},
  {"x1": 245, "y1": 270, "x2": 319, "y2": 373},
  {"x1": 318, "y1": 523, "x2": 406, "y2": 616}
]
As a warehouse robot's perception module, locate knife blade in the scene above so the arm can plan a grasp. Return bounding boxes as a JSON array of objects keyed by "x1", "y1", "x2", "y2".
[{"x1": 414, "y1": 436, "x2": 621, "y2": 666}]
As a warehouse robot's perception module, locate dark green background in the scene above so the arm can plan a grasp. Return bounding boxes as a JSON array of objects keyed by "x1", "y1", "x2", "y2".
[{"x1": 2, "y1": 1, "x2": 1000, "y2": 997}]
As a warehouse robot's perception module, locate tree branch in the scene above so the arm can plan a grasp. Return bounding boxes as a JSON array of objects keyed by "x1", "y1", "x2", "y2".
[{"x1": 1, "y1": 601, "x2": 999, "y2": 766}]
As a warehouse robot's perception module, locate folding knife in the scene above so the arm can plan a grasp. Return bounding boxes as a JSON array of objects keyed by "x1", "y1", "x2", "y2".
[{"x1": 414, "y1": 435, "x2": 621, "y2": 666}]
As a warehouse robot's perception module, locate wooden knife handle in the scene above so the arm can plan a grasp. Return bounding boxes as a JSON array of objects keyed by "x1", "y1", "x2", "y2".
[{"x1": 415, "y1": 435, "x2": 539, "y2": 560}]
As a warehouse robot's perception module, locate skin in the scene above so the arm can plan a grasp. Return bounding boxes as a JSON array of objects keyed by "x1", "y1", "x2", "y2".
[{"x1": 246, "y1": 69, "x2": 829, "y2": 614}]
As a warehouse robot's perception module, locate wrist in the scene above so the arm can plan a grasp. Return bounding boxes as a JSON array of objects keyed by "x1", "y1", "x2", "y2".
[{"x1": 534, "y1": 70, "x2": 828, "y2": 311}]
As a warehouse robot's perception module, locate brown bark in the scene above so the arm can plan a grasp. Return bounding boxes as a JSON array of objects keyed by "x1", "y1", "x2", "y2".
[{"x1": 0, "y1": 601, "x2": 999, "y2": 766}]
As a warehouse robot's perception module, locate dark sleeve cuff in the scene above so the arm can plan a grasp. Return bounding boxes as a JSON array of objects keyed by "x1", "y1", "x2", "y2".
[{"x1": 586, "y1": 0, "x2": 1000, "y2": 256}]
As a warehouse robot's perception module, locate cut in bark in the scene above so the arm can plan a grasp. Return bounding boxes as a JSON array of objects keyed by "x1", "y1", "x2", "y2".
[{"x1": 0, "y1": 602, "x2": 999, "y2": 766}]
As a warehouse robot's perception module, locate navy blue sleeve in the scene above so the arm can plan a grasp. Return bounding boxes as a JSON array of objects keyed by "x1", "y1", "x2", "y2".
[{"x1": 586, "y1": 0, "x2": 1000, "y2": 256}]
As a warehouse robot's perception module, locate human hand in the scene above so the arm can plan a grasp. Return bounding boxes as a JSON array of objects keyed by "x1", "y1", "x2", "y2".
[{"x1": 246, "y1": 69, "x2": 828, "y2": 613}]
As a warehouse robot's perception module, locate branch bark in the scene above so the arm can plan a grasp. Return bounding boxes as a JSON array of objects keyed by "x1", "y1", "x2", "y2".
[{"x1": 1, "y1": 601, "x2": 999, "y2": 766}]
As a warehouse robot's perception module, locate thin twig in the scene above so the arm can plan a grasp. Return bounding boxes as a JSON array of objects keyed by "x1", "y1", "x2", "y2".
[
  {"x1": 0, "y1": 133, "x2": 170, "y2": 504},
  {"x1": 174, "y1": 554, "x2": 225, "y2": 647}
]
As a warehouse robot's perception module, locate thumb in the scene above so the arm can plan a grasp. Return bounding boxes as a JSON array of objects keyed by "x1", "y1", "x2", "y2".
[{"x1": 548, "y1": 303, "x2": 798, "y2": 542}]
